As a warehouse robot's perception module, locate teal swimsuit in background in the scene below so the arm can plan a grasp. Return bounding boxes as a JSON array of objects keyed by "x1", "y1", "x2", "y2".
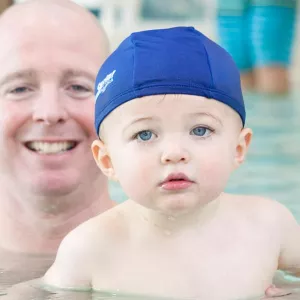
[{"x1": 216, "y1": 0, "x2": 297, "y2": 71}]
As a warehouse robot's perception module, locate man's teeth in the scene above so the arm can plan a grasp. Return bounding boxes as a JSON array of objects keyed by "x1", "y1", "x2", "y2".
[{"x1": 26, "y1": 142, "x2": 76, "y2": 154}]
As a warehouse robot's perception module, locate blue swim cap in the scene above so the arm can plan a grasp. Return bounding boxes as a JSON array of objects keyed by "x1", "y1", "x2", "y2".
[{"x1": 94, "y1": 26, "x2": 245, "y2": 134}]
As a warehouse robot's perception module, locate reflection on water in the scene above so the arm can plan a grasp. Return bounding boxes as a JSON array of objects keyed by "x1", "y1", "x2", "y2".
[
  {"x1": 2, "y1": 92, "x2": 300, "y2": 299},
  {"x1": 0, "y1": 249, "x2": 54, "y2": 294},
  {"x1": 2, "y1": 284, "x2": 300, "y2": 300}
]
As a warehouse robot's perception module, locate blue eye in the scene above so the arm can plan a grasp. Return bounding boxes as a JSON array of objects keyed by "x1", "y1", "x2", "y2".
[
  {"x1": 191, "y1": 127, "x2": 211, "y2": 137},
  {"x1": 137, "y1": 130, "x2": 153, "y2": 141},
  {"x1": 70, "y1": 85, "x2": 90, "y2": 92},
  {"x1": 10, "y1": 87, "x2": 30, "y2": 94}
]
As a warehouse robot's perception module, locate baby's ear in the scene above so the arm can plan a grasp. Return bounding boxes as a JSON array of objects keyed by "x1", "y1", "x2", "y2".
[
  {"x1": 234, "y1": 127, "x2": 253, "y2": 168},
  {"x1": 91, "y1": 140, "x2": 118, "y2": 181}
]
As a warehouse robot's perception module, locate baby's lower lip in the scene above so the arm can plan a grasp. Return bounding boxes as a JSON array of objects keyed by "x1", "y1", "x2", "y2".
[{"x1": 161, "y1": 180, "x2": 193, "y2": 190}]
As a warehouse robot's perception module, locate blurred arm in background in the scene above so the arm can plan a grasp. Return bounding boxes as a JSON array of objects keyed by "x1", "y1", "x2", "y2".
[{"x1": 0, "y1": 0, "x2": 13, "y2": 14}]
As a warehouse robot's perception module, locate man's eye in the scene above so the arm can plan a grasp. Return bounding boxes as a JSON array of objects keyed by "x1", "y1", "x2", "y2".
[
  {"x1": 70, "y1": 85, "x2": 90, "y2": 92},
  {"x1": 10, "y1": 87, "x2": 30, "y2": 94}
]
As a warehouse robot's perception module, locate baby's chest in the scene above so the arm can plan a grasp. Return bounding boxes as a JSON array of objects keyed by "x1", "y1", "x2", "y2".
[{"x1": 93, "y1": 231, "x2": 279, "y2": 299}]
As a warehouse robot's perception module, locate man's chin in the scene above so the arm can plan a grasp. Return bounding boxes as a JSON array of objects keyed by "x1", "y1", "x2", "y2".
[{"x1": 30, "y1": 176, "x2": 80, "y2": 198}]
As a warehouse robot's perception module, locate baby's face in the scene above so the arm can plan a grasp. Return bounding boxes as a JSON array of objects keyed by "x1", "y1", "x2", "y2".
[{"x1": 94, "y1": 94, "x2": 252, "y2": 216}]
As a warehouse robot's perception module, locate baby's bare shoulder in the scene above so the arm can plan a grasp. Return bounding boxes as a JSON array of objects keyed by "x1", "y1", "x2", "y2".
[
  {"x1": 223, "y1": 193, "x2": 293, "y2": 228},
  {"x1": 42, "y1": 202, "x2": 132, "y2": 289},
  {"x1": 77, "y1": 201, "x2": 132, "y2": 243}
]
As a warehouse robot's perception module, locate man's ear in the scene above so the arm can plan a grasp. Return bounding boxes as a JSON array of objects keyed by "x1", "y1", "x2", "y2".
[
  {"x1": 233, "y1": 127, "x2": 253, "y2": 169},
  {"x1": 91, "y1": 139, "x2": 118, "y2": 181}
]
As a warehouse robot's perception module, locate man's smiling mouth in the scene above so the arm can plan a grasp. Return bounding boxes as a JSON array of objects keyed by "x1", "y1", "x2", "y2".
[{"x1": 24, "y1": 141, "x2": 78, "y2": 154}]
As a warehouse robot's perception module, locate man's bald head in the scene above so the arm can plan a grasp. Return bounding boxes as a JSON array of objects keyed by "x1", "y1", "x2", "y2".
[{"x1": 0, "y1": 0, "x2": 110, "y2": 62}]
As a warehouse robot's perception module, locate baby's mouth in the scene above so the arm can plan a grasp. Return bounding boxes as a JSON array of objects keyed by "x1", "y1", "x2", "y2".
[{"x1": 25, "y1": 141, "x2": 78, "y2": 154}]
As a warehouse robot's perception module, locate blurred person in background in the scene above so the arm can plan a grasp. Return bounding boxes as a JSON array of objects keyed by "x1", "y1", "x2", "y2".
[{"x1": 216, "y1": 0, "x2": 297, "y2": 95}]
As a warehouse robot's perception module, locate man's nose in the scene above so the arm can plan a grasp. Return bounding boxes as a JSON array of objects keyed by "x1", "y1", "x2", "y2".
[
  {"x1": 160, "y1": 140, "x2": 190, "y2": 165},
  {"x1": 32, "y1": 88, "x2": 68, "y2": 125}
]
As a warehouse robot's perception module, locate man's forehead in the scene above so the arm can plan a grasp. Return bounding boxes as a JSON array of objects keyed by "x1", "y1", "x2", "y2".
[
  {"x1": 0, "y1": 18, "x2": 98, "y2": 47},
  {"x1": 0, "y1": 3, "x2": 73, "y2": 33},
  {"x1": 0, "y1": 1, "x2": 109, "y2": 80},
  {"x1": 0, "y1": 23, "x2": 106, "y2": 81},
  {"x1": 0, "y1": 38, "x2": 101, "y2": 84}
]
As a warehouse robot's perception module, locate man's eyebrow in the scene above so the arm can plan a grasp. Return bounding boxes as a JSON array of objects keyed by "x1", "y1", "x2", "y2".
[
  {"x1": 62, "y1": 69, "x2": 95, "y2": 82},
  {"x1": 0, "y1": 69, "x2": 37, "y2": 86},
  {"x1": 188, "y1": 112, "x2": 223, "y2": 125},
  {"x1": 0, "y1": 69, "x2": 95, "y2": 87}
]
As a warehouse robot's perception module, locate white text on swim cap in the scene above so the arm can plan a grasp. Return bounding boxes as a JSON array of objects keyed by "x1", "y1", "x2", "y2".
[{"x1": 95, "y1": 70, "x2": 116, "y2": 101}]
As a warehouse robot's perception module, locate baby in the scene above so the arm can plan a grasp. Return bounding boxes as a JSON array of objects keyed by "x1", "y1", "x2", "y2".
[{"x1": 42, "y1": 27, "x2": 300, "y2": 300}]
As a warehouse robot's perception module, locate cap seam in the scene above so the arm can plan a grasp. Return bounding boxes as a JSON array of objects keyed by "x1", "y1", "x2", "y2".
[
  {"x1": 202, "y1": 41, "x2": 215, "y2": 93},
  {"x1": 130, "y1": 34, "x2": 137, "y2": 98}
]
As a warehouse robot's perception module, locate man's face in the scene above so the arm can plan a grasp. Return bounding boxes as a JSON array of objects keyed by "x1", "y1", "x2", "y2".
[{"x1": 0, "y1": 11, "x2": 107, "y2": 197}]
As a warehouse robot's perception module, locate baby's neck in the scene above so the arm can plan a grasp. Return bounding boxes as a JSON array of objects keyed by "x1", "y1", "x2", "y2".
[{"x1": 134, "y1": 196, "x2": 222, "y2": 235}]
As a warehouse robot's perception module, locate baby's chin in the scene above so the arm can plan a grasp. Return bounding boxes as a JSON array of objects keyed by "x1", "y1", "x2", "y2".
[{"x1": 146, "y1": 197, "x2": 214, "y2": 216}]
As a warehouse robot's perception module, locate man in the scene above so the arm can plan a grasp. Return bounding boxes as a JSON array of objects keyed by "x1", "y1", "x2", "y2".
[{"x1": 0, "y1": 0, "x2": 114, "y2": 288}]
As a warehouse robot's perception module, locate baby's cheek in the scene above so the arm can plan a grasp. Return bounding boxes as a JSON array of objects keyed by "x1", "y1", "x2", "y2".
[
  {"x1": 200, "y1": 154, "x2": 233, "y2": 187},
  {"x1": 116, "y1": 157, "x2": 154, "y2": 198}
]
